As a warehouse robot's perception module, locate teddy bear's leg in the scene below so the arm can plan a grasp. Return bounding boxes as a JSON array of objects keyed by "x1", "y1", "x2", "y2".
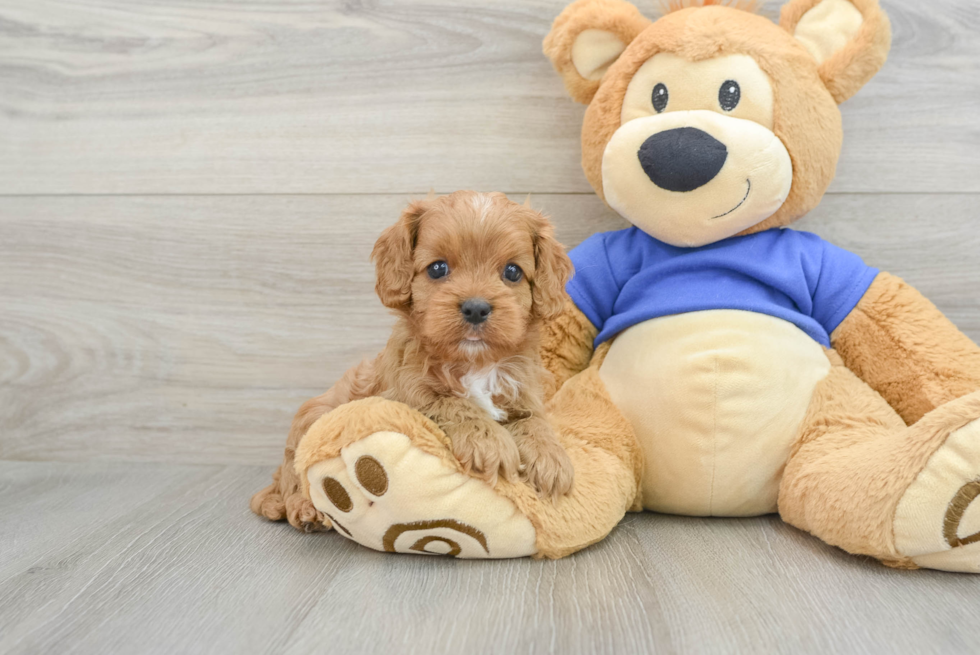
[
  {"x1": 779, "y1": 352, "x2": 980, "y2": 571},
  {"x1": 518, "y1": 362, "x2": 645, "y2": 557},
  {"x1": 294, "y1": 365, "x2": 642, "y2": 559}
]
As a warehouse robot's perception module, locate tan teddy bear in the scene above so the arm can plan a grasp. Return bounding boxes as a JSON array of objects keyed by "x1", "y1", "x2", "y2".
[{"x1": 251, "y1": 0, "x2": 980, "y2": 572}]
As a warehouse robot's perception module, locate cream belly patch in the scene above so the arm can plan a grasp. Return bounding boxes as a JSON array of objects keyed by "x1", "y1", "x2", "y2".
[{"x1": 600, "y1": 310, "x2": 831, "y2": 516}]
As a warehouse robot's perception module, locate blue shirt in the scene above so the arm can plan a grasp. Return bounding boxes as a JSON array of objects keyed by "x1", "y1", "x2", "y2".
[{"x1": 567, "y1": 227, "x2": 878, "y2": 348}]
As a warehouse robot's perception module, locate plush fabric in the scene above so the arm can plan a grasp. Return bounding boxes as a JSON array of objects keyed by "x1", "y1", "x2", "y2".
[
  {"x1": 567, "y1": 226, "x2": 878, "y2": 347},
  {"x1": 791, "y1": 0, "x2": 864, "y2": 64},
  {"x1": 779, "y1": 353, "x2": 980, "y2": 570},
  {"x1": 894, "y1": 417, "x2": 980, "y2": 572},
  {"x1": 601, "y1": 109, "x2": 794, "y2": 246},
  {"x1": 292, "y1": 365, "x2": 643, "y2": 560},
  {"x1": 832, "y1": 272, "x2": 980, "y2": 425},
  {"x1": 600, "y1": 310, "x2": 831, "y2": 515},
  {"x1": 542, "y1": 0, "x2": 651, "y2": 104},
  {"x1": 621, "y1": 53, "x2": 775, "y2": 128},
  {"x1": 253, "y1": 0, "x2": 980, "y2": 571},
  {"x1": 573, "y1": 4, "x2": 849, "y2": 235},
  {"x1": 781, "y1": 0, "x2": 892, "y2": 103}
]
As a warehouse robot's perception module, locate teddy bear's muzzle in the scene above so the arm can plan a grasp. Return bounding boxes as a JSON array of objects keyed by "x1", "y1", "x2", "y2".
[{"x1": 601, "y1": 110, "x2": 793, "y2": 248}]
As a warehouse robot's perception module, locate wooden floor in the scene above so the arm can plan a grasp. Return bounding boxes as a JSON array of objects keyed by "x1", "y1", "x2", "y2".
[{"x1": 1, "y1": 0, "x2": 979, "y2": 653}]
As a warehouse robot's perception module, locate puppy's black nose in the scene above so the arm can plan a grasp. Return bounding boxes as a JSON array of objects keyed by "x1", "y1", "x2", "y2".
[
  {"x1": 637, "y1": 127, "x2": 728, "y2": 192},
  {"x1": 461, "y1": 298, "x2": 492, "y2": 325}
]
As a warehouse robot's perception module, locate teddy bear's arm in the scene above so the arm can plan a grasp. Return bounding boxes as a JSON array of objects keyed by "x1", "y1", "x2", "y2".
[
  {"x1": 539, "y1": 298, "x2": 598, "y2": 399},
  {"x1": 831, "y1": 272, "x2": 980, "y2": 425}
]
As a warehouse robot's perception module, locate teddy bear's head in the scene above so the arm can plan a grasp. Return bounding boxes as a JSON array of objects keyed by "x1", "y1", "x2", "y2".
[{"x1": 544, "y1": 0, "x2": 890, "y2": 247}]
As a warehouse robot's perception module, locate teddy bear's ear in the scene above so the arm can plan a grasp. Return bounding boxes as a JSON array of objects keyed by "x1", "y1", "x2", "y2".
[
  {"x1": 780, "y1": 0, "x2": 891, "y2": 104},
  {"x1": 543, "y1": 0, "x2": 652, "y2": 104}
]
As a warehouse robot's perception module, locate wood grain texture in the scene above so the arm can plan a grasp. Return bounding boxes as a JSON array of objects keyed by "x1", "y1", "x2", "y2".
[
  {"x1": 0, "y1": 460, "x2": 978, "y2": 655},
  {"x1": 2, "y1": 193, "x2": 979, "y2": 465},
  {"x1": 2, "y1": 0, "x2": 979, "y2": 650},
  {"x1": 0, "y1": 0, "x2": 977, "y2": 195}
]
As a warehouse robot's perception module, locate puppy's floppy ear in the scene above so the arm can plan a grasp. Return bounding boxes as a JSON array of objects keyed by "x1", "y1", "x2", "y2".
[
  {"x1": 781, "y1": 0, "x2": 891, "y2": 104},
  {"x1": 543, "y1": 0, "x2": 651, "y2": 104},
  {"x1": 371, "y1": 200, "x2": 426, "y2": 312},
  {"x1": 527, "y1": 212, "x2": 574, "y2": 321}
]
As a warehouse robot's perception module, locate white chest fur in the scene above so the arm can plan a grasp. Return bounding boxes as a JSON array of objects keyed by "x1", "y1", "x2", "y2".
[{"x1": 460, "y1": 366, "x2": 516, "y2": 422}]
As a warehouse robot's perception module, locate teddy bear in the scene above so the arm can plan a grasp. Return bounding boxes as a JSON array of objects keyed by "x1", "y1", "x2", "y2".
[{"x1": 250, "y1": 0, "x2": 980, "y2": 572}]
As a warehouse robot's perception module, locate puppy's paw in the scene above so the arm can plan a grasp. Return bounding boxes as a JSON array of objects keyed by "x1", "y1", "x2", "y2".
[
  {"x1": 285, "y1": 493, "x2": 329, "y2": 533},
  {"x1": 446, "y1": 420, "x2": 521, "y2": 487},
  {"x1": 511, "y1": 419, "x2": 574, "y2": 498}
]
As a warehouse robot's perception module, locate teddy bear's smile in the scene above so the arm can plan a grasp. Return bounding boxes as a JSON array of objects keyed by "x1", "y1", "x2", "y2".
[{"x1": 711, "y1": 179, "x2": 751, "y2": 220}]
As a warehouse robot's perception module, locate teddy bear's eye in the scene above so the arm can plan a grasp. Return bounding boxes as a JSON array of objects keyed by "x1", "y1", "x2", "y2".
[
  {"x1": 651, "y1": 83, "x2": 669, "y2": 113},
  {"x1": 719, "y1": 80, "x2": 740, "y2": 112},
  {"x1": 427, "y1": 261, "x2": 449, "y2": 279},
  {"x1": 503, "y1": 263, "x2": 523, "y2": 283}
]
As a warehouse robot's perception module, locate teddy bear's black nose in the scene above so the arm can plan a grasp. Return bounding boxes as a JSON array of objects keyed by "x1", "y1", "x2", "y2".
[
  {"x1": 637, "y1": 127, "x2": 728, "y2": 192},
  {"x1": 461, "y1": 298, "x2": 492, "y2": 325}
]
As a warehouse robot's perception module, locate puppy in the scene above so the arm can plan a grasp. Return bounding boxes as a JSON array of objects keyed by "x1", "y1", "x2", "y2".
[
  {"x1": 364, "y1": 190, "x2": 576, "y2": 496},
  {"x1": 252, "y1": 191, "x2": 575, "y2": 528}
]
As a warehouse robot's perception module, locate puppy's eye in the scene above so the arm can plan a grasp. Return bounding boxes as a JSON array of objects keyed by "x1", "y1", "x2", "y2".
[
  {"x1": 427, "y1": 261, "x2": 449, "y2": 279},
  {"x1": 719, "y1": 80, "x2": 740, "y2": 112},
  {"x1": 503, "y1": 263, "x2": 523, "y2": 283},
  {"x1": 652, "y1": 83, "x2": 668, "y2": 113}
]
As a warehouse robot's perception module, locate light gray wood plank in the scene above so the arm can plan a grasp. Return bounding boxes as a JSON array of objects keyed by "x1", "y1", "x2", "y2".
[
  {"x1": 0, "y1": 460, "x2": 978, "y2": 655},
  {"x1": 2, "y1": 193, "x2": 979, "y2": 464},
  {"x1": 0, "y1": 0, "x2": 976, "y2": 195},
  {"x1": 0, "y1": 460, "x2": 219, "y2": 580},
  {"x1": 0, "y1": 461, "x2": 356, "y2": 654}
]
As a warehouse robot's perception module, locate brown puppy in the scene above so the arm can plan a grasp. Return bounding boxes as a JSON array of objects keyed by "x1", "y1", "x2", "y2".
[
  {"x1": 252, "y1": 191, "x2": 576, "y2": 528},
  {"x1": 367, "y1": 191, "x2": 575, "y2": 495},
  {"x1": 251, "y1": 191, "x2": 573, "y2": 532}
]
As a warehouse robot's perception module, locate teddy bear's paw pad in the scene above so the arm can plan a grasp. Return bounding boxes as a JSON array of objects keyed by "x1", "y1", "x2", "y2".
[
  {"x1": 306, "y1": 431, "x2": 537, "y2": 559},
  {"x1": 894, "y1": 417, "x2": 980, "y2": 572}
]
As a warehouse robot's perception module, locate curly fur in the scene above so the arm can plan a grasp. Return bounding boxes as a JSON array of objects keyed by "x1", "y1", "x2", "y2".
[{"x1": 251, "y1": 192, "x2": 576, "y2": 530}]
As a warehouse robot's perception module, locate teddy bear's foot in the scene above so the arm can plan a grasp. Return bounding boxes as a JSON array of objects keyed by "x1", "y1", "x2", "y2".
[
  {"x1": 295, "y1": 398, "x2": 537, "y2": 558},
  {"x1": 894, "y1": 408, "x2": 980, "y2": 573},
  {"x1": 306, "y1": 431, "x2": 538, "y2": 558},
  {"x1": 779, "y1": 365, "x2": 980, "y2": 572},
  {"x1": 293, "y1": 369, "x2": 643, "y2": 559}
]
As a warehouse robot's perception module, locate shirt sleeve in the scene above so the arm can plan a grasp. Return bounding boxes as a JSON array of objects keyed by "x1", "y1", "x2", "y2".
[
  {"x1": 565, "y1": 232, "x2": 624, "y2": 331},
  {"x1": 807, "y1": 235, "x2": 879, "y2": 336}
]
